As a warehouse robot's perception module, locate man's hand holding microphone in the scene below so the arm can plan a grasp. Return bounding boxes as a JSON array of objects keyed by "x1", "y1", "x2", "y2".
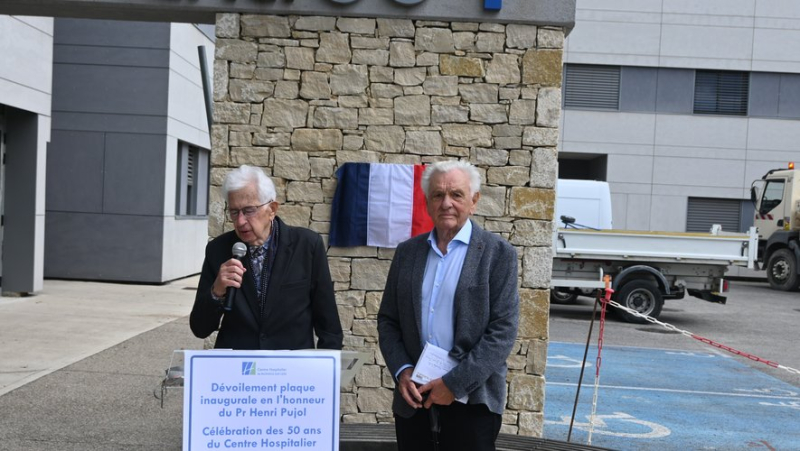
[{"x1": 212, "y1": 242, "x2": 247, "y2": 311}]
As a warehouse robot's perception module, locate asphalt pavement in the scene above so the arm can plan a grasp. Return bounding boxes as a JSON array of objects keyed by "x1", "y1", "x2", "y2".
[
  {"x1": 549, "y1": 280, "x2": 800, "y2": 389},
  {"x1": 544, "y1": 342, "x2": 800, "y2": 450},
  {"x1": 546, "y1": 280, "x2": 800, "y2": 450},
  {"x1": 0, "y1": 277, "x2": 609, "y2": 451},
  {"x1": 0, "y1": 276, "x2": 204, "y2": 450}
]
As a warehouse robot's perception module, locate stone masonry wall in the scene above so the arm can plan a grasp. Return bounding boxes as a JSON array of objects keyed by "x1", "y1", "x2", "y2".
[{"x1": 209, "y1": 13, "x2": 562, "y2": 437}]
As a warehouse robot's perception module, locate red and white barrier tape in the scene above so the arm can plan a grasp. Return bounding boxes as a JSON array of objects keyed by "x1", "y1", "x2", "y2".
[{"x1": 606, "y1": 299, "x2": 800, "y2": 377}]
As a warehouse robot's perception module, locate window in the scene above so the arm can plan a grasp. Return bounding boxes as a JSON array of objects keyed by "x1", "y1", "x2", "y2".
[
  {"x1": 686, "y1": 198, "x2": 745, "y2": 233},
  {"x1": 758, "y1": 180, "x2": 786, "y2": 215},
  {"x1": 694, "y1": 70, "x2": 749, "y2": 116},
  {"x1": 176, "y1": 141, "x2": 209, "y2": 216},
  {"x1": 563, "y1": 64, "x2": 621, "y2": 110}
]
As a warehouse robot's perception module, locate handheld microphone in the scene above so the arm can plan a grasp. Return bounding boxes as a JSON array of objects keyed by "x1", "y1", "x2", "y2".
[{"x1": 223, "y1": 242, "x2": 247, "y2": 312}]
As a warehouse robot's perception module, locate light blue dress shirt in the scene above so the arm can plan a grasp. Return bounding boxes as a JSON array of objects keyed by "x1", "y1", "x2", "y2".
[{"x1": 420, "y1": 220, "x2": 472, "y2": 351}]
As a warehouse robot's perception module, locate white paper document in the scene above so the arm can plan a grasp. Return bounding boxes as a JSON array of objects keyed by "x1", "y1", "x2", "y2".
[{"x1": 411, "y1": 342, "x2": 467, "y2": 403}]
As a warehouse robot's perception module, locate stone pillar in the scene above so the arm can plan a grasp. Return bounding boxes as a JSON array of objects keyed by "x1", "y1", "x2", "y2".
[{"x1": 210, "y1": 13, "x2": 563, "y2": 437}]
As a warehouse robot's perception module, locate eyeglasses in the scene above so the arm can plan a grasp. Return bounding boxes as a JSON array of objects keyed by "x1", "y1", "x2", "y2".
[{"x1": 227, "y1": 202, "x2": 271, "y2": 220}]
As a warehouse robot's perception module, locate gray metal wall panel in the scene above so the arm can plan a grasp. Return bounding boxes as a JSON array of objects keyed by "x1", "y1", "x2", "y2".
[
  {"x1": 3, "y1": 109, "x2": 40, "y2": 293},
  {"x1": 46, "y1": 130, "x2": 105, "y2": 213},
  {"x1": 749, "y1": 72, "x2": 781, "y2": 118},
  {"x1": 52, "y1": 64, "x2": 169, "y2": 116},
  {"x1": 54, "y1": 18, "x2": 169, "y2": 48},
  {"x1": 0, "y1": 0, "x2": 577, "y2": 27},
  {"x1": 102, "y1": 133, "x2": 167, "y2": 216},
  {"x1": 778, "y1": 74, "x2": 800, "y2": 119},
  {"x1": 53, "y1": 45, "x2": 170, "y2": 68},
  {"x1": 655, "y1": 68, "x2": 694, "y2": 114},
  {"x1": 44, "y1": 212, "x2": 164, "y2": 282},
  {"x1": 620, "y1": 66, "x2": 657, "y2": 112},
  {"x1": 46, "y1": 18, "x2": 176, "y2": 284},
  {"x1": 51, "y1": 111, "x2": 168, "y2": 135}
]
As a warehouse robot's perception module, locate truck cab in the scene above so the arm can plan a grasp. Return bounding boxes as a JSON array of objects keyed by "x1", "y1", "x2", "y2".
[{"x1": 751, "y1": 166, "x2": 800, "y2": 290}]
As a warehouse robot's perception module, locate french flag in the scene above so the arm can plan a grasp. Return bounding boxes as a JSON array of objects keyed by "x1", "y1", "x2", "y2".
[{"x1": 329, "y1": 163, "x2": 433, "y2": 248}]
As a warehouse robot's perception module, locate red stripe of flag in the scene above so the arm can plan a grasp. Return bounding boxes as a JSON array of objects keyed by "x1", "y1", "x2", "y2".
[{"x1": 411, "y1": 164, "x2": 433, "y2": 237}]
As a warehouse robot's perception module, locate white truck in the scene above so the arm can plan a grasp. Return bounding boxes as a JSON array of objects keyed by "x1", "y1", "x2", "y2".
[
  {"x1": 551, "y1": 180, "x2": 759, "y2": 323},
  {"x1": 750, "y1": 164, "x2": 800, "y2": 291}
]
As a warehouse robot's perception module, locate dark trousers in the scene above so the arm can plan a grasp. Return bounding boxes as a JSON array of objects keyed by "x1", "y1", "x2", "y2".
[{"x1": 394, "y1": 402, "x2": 502, "y2": 451}]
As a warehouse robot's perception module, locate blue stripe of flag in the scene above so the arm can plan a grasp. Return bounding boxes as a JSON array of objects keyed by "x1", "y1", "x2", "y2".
[{"x1": 329, "y1": 163, "x2": 370, "y2": 247}]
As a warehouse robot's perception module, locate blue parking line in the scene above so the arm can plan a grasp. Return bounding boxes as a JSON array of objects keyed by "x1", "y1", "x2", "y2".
[{"x1": 544, "y1": 342, "x2": 800, "y2": 450}]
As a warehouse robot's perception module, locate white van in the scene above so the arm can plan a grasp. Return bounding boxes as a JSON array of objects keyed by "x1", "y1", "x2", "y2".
[
  {"x1": 552, "y1": 179, "x2": 612, "y2": 303},
  {"x1": 555, "y1": 179, "x2": 613, "y2": 230}
]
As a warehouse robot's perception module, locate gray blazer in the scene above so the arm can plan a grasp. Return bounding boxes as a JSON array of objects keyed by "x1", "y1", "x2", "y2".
[{"x1": 377, "y1": 220, "x2": 520, "y2": 417}]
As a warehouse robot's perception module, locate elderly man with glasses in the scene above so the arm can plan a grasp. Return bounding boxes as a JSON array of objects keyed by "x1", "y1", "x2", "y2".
[{"x1": 190, "y1": 165, "x2": 343, "y2": 351}]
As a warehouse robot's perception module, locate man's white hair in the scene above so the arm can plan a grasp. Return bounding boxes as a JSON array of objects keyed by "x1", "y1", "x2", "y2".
[
  {"x1": 223, "y1": 165, "x2": 277, "y2": 203},
  {"x1": 420, "y1": 160, "x2": 482, "y2": 198}
]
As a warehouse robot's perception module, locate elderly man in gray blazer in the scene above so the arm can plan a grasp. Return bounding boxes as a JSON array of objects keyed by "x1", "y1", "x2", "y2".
[{"x1": 378, "y1": 160, "x2": 520, "y2": 451}]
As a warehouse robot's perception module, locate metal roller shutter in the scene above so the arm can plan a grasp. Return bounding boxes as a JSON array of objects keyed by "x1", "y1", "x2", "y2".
[
  {"x1": 564, "y1": 64, "x2": 620, "y2": 110},
  {"x1": 686, "y1": 198, "x2": 742, "y2": 233}
]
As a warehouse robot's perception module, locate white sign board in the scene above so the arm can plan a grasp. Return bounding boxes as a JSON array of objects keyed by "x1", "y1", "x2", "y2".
[{"x1": 183, "y1": 350, "x2": 341, "y2": 451}]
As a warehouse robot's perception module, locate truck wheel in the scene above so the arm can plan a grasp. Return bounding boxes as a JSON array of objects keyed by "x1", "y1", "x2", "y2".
[
  {"x1": 766, "y1": 248, "x2": 800, "y2": 291},
  {"x1": 550, "y1": 288, "x2": 578, "y2": 305},
  {"x1": 613, "y1": 280, "x2": 663, "y2": 324}
]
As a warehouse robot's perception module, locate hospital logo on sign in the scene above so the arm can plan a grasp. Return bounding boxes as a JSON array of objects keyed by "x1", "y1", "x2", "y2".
[{"x1": 241, "y1": 362, "x2": 256, "y2": 376}]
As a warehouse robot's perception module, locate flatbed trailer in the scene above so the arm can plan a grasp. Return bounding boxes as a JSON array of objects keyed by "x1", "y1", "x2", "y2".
[{"x1": 550, "y1": 226, "x2": 759, "y2": 323}]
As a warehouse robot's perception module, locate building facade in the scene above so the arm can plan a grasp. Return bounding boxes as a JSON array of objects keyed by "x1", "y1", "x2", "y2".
[
  {"x1": 45, "y1": 19, "x2": 213, "y2": 283},
  {"x1": 0, "y1": 16, "x2": 53, "y2": 293},
  {"x1": 561, "y1": 0, "x2": 800, "y2": 238},
  {"x1": 0, "y1": 16, "x2": 213, "y2": 292}
]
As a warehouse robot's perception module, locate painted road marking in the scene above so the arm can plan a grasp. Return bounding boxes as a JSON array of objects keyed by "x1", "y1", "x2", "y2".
[
  {"x1": 758, "y1": 401, "x2": 800, "y2": 410},
  {"x1": 545, "y1": 342, "x2": 800, "y2": 450},
  {"x1": 547, "y1": 411, "x2": 671, "y2": 439},
  {"x1": 548, "y1": 382, "x2": 800, "y2": 401},
  {"x1": 547, "y1": 354, "x2": 592, "y2": 368},
  {"x1": 664, "y1": 351, "x2": 716, "y2": 358},
  {"x1": 734, "y1": 387, "x2": 798, "y2": 397}
]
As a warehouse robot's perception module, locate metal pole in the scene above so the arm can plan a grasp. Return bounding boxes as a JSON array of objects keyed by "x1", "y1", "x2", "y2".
[
  {"x1": 567, "y1": 292, "x2": 600, "y2": 442},
  {"x1": 197, "y1": 45, "x2": 214, "y2": 133}
]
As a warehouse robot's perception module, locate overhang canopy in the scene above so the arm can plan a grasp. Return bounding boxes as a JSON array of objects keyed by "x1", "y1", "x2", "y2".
[{"x1": 0, "y1": 0, "x2": 575, "y2": 27}]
